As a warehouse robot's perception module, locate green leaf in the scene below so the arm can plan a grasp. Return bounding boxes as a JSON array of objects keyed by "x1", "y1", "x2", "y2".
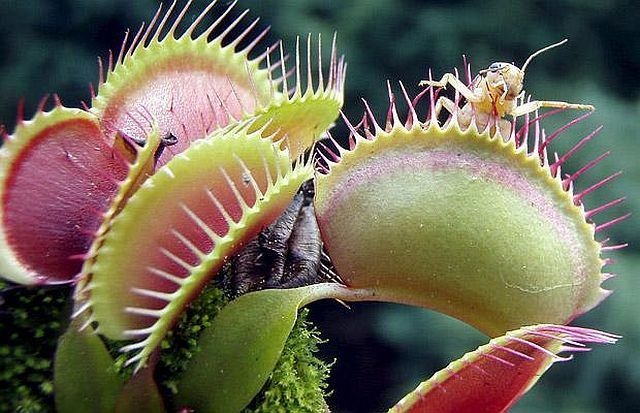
[
  {"x1": 54, "y1": 321, "x2": 123, "y2": 413},
  {"x1": 176, "y1": 284, "x2": 347, "y2": 413}
]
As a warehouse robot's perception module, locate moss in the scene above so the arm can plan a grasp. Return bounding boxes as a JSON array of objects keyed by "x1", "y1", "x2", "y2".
[
  {"x1": 243, "y1": 308, "x2": 331, "y2": 413},
  {"x1": 0, "y1": 285, "x2": 71, "y2": 413}
]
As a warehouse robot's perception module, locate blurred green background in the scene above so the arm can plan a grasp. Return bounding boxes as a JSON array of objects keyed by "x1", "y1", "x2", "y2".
[{"x1": 0, "y1": 0, "x2": 637, "y2": 412}]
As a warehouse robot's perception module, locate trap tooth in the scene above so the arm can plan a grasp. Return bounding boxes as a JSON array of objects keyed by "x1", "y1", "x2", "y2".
[
  {"x1": 389, "y1": 324, "x2": 618, "y2": 413},
  {"x1": 315, "y1": 119, "x2": 606, "y2": 337},
  {"x1": 0, "y1": 107, "x2": 129, "y2": 285},
  {"x1": 245, "y1": 33, "x2": 347, "y2": 158},
  {"x1": 92, "y1": 2, "x2": 344, "y2": 165},
  {"x1": 86, "y1": 123, "x2": 313, "y2": 369}
]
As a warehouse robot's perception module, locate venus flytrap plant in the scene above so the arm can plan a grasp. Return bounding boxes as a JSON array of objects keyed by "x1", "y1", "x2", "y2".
[
  {"x1": 308, "y1": 79, "x2": 626, "y2": 410},
  {"x1": 90, "y1": 0, "x2": 277, "y2": 164},
  {"x1": 73, "y1": 0, "x2": 344, "y2": 370},
  {"x1": 0, "y1": 1, "x2": 626, "y2": 412},
  {"x1": 314, "y1": 85, "x2": 611, "y2": 335},
  {"x1": 2, "y1": 1, "x2": 346, "y2": 410},
  {"x1": 0, "y1": 0, "x2": 344, "y2": 287},
  {"x1": 85, "y1": 122, "x2": 314, "y2": 369}
]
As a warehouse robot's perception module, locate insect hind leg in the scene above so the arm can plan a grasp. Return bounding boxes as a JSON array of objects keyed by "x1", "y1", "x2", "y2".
[
  {"x1": 511, "y1": 100, "x2": 595, "y2": 117},
  {"x1": 431, "y1": 96, "x2": 460, "y2": 120}
]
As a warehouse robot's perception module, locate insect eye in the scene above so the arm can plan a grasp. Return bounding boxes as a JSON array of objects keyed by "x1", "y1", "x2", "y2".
[{"x1": 488, "y1": 62, "x2": 503, "y2": 72}]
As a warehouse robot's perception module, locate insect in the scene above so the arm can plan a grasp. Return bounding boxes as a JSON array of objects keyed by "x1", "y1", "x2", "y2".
[
  {"x1": 419, "y1": 39, "x2": 594, "y2": 136},
  {"x1": 113, "y1": 129, "x2": 179, "y2": 164}
]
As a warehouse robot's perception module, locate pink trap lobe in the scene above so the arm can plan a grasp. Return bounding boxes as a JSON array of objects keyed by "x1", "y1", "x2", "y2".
[
  {"x1": 3, "y1": 118, "x2": 128, "y2": 283},
  {"x1": 100, "y1": 60, "x2": 258, "y2": 167}
]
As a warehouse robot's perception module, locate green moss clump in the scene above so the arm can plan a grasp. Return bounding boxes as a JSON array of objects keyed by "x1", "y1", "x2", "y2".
[
  {"x1": 244, "y1": 308, "x2": 331, "y2": 413},
  {"x1": 0, "y1": 285, "x2": 71, "y2": 413}
]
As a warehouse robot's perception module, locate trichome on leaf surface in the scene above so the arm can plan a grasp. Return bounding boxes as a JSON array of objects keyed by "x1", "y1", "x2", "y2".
[{"x1": 0, "y1": 1, "x2": 627, "y2": 412}]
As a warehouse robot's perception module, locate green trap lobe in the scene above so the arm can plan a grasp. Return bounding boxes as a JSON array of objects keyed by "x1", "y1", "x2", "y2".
[{"x1": 87, "y1": 125, "x2": 313, "y2": 369}]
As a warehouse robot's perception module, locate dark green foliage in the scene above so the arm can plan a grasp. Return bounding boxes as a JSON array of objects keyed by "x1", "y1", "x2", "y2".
[
  {"x1": 0, "y1": 285, "x2": 71, "y2": 413},
  {"x1": 243, "y1": 309, "x2": 331, "y2": 413}
]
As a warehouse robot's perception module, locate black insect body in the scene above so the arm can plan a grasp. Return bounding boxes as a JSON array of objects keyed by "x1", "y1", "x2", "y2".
[{"x1": 225, "y1": 181, "x2": 336, "y2": 297}]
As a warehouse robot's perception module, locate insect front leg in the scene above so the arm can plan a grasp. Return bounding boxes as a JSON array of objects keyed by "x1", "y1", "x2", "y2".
[
  {"x1": 511, "y1": 100, "x2": 595, "y2": 117},
  {"x1": 419, "y1": 73, "x2": 482, "y2": 104}
]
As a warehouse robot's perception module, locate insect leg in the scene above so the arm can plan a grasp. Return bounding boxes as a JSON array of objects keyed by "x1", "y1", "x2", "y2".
[
  {"x1": 154, "y1": 133, "x2": 179, "y2": 163},
  {"x1": 419, "y1": 73, "x2": 481, "y2": 103},
  {"x1": 511, "y1": 100, "x2": 595, "y2": 117},
  {"x1": 497, "y1": 78, "x2": 509, "y2": 103},
  {"x1": 431, "y1": 96, "x2": 460, "y2": 121}
]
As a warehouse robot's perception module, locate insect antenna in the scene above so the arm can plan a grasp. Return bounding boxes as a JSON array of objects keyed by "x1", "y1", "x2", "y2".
[{"x1": 521, "y1": 39, "x2": 568, "y2": 73}]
